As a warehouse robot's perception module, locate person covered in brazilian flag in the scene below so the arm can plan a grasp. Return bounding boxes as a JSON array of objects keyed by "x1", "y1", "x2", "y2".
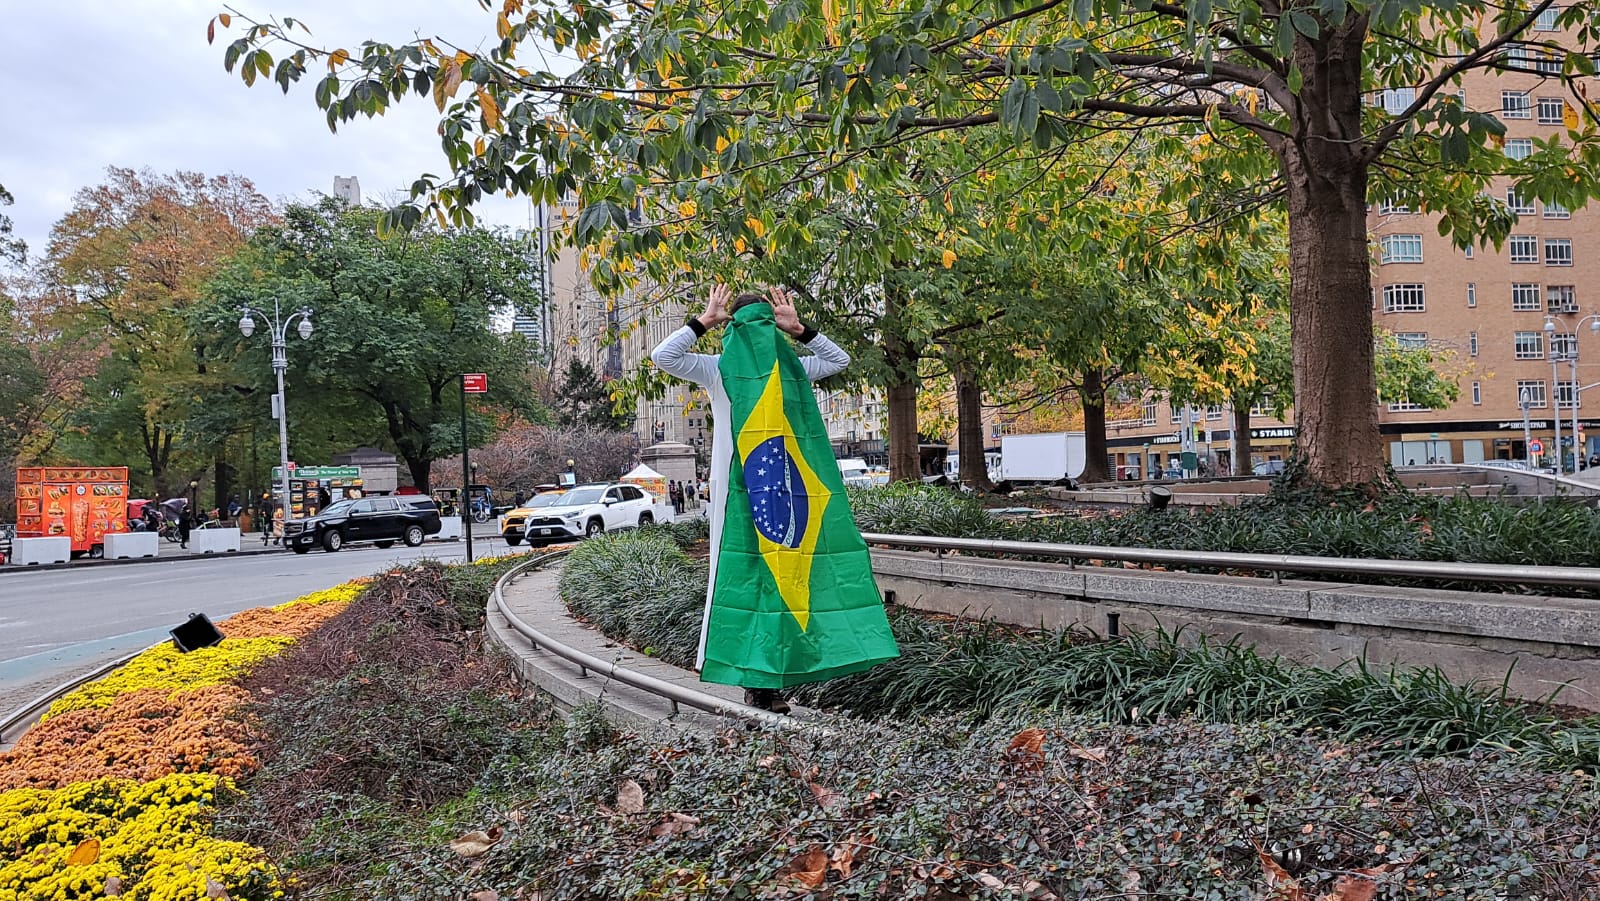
[{"x1": 651, "y1": 284, "x2": 900, "y2": 713}]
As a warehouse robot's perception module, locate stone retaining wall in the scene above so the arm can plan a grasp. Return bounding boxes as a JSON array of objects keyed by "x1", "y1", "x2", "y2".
[{"x1": 872, "y1": 550, "x2": 1600, "y2": 710}]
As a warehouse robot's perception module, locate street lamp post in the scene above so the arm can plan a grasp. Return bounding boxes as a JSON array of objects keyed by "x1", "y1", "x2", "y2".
[
  {"x1": 1519, "y1": 386, "x2": 1535, "y2": 470},
  {"x1": 1569, "y1": 315, "x2": 1600, "y2": 470},
  {"x1": 188, "y1": 479, "x2": 199, "y2": 515},
  {"x1": 1544, "y1": 317, "x2": 1564, "y2": 476},
  {"x1": 239, "y1": 301, "x2": 313, "y2": 526}
]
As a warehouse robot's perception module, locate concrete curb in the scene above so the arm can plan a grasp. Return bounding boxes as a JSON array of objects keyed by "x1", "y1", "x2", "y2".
[{"x1": 0, "y1": 544, "x2": 291, "y2": 575}]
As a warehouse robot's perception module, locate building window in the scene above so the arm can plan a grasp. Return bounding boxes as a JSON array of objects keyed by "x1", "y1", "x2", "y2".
[
  {"x1": 1545, "y1": 199, "x2": 1571, "y2": 218},
  {"x1": 1250, "y1": 400, "x2": 1274, "y2": 416},
  {"x1": 1142, "y1": 401, "x2": 1157, "y2": 425},
  {"x1": 1171, "y1": 405, "x2": 1182, "y2": 424},
  {"x1": 1206, "y1": 405, "x2": 1224, "y2": 420},
  {"x1": 1506, "y1": 138, "x2": 1534, "y2": 160},
  {"x1": 1549, "y1": 285, "x2": 1577, "y2": 312},
  {"x1": 1388, "y1": 400, "x2": 1432, "y2": 412},
  {"x1": 1534, "y1": 5, "x2": 1559, "y2": 30},
  {"x1": 1503, "y1": 91, "x2": 1532, "y2": 119},
  {"x1": 1518, "y1": 379, "x2": 1548, "y2": 408},
  {"x1": 1472, "y1": 381, "x2": 1482, "y2": 405},
  {"x1": 1538, "y1": 96, "x2": 1566, "y2": 124},
  {"x1": 1552, "y1": 332, "x2": 1578, "y2": 358},
  {"x1": 1382, "y1": 283, "x2": 1426, "y2": 313},
  {"x1": 1536, "y1": 49, "x2": 1563, "y2": 74},
  {"x1": 1395, "y1": 332, "x2": 1428, "y2": 349},
  {"x1": 1376, "y1": 200, "x2": 1412, "y2": 215},
  {"x1": 1546, "y1": 237, "x2": 1573, "y2": 266},
  {"x1": 1507, "y1": 187, "x2": 1537, "y2": 215},
  {"x1": 1512, "y1": 283, "x2": 1544, "y2": 310},
  {"x1": 1515, "y1": 331, "x2": 1546, "y2": 359},
  {"x1": 1379, "y1": 233, "x2": 1423, "y2": 263},
  {"x1": 1469, "y1": 331, "x2": 1479, "y2": 356},
  {"x1": 1510, "y1": 235, "x2": 1540, "y2": 262},
  {"x1": 1467, "y1": 282, "x2": 1477, "y2": 307},
  {"x1": 1558, "y1": 379, "x2": 1581, "y2": 409},
  {"x1": 1382, "y1": 87, "x2": 1415, "y2": 115}
]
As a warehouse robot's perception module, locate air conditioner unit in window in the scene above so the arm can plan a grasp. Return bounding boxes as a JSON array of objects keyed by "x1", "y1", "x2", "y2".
[{"x1": 1564, "y1": 302, "x2": 1581, "y2": 314}]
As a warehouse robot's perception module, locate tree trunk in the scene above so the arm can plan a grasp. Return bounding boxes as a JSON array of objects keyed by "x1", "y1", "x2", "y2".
[
  {"x1": 883, "y1": 281, "x2": 921, "y2": 482},
  {"x1": 1284, "y1": 15, "x2": 1384, "y2": 488},
  {"x1": 953, "y1": 357, "x2": 991, "y2": 490},
  {"x1": 404, "y1": 453, "x2": 431, "y2": 494},
  {"x1": 1079, "y1": 367, "x2": 1110, "y2": 483},
  {"x1": 1230, "y1": 398, "x2": 1253, "y2": 477}
]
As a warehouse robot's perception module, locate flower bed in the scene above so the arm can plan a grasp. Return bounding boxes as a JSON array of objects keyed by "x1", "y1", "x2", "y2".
[{"x1": 0, "y1": 580, "x2": 365, "y2": 899}]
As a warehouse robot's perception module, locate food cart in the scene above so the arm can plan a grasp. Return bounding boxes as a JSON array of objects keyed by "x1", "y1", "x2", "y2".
[{"x1": 15, "y1": 466, "x2": 130, "y2": 557}]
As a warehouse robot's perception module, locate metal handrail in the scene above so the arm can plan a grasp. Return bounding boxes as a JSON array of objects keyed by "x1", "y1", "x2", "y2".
[
  {"x1": 491, "y1": 551, "x2": 801, "y2": 730},
  {"x1": 861, "y1": 532, "x2": 1600, "y2": 590}
]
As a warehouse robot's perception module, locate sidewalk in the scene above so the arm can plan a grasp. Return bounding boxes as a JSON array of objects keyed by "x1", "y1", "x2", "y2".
[{"x1": 488, "y1": 564, "x2": 787, "y2": 732}]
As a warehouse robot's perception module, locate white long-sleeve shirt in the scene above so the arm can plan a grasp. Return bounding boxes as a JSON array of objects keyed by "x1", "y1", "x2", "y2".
[{"x1": 650, "y1": 322, "x2": 850, "y2": 667}]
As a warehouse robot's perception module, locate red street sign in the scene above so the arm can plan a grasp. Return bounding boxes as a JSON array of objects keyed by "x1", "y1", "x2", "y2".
[
  {"x1": 462, "y1": 373, "x2": 488, "y2": 394},
  {"x1": 1530, "y1": 439, "x2": 1545, "y2": 454}
]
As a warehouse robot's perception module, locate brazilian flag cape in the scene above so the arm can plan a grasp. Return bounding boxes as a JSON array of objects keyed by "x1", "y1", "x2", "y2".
[{"x1": 701, "y1": 303, "x2": 900, "y2": 689}]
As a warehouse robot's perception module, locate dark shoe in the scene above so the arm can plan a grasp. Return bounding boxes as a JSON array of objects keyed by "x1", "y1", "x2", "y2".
[
  {"x1": 741, "y1": 688, "x2": 792, "y2": 714},
  {"x1": 767, "y1": 692, "x2": 791, "y2": 715}
]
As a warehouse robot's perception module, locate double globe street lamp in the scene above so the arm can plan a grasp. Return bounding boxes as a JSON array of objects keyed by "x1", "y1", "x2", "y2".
[
  {"x1": 1543, "y1": 313, "x2": 1600, "y2": 475},
  {"x1": 239, "y1": 302, "x2": 313, "y2": 527}
]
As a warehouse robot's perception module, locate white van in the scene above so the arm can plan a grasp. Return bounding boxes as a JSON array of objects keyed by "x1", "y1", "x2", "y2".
[{"x1": 837, "y1": 458, "x2": 872, "y2": 488}]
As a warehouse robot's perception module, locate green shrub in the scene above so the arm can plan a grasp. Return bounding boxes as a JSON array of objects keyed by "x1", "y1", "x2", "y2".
[{"x1": 847, "y1": 481, "x2": 995, "y2": 536}]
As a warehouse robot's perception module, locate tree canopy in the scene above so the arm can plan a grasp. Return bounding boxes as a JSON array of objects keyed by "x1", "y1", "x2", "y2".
[{"x1": 212, "y1": 0, "x2": 1600, "y2": 487}]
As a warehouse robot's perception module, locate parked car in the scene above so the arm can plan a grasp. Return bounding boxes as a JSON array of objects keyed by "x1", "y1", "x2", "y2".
[
  {"x1": 1252, "y1": 460, "x2": 1287, "y2": 476},
  {"x1": 501, "y1": 482, "x2": 662, "y2": 546},
  {"x1": 284, "y1": 496, "x2": 442, "y2": 554}
]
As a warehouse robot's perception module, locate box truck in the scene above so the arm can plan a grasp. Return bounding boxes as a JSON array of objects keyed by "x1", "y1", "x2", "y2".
[{"x1": 1000, "y1": 433, "x2": 1087, "y2": 484}]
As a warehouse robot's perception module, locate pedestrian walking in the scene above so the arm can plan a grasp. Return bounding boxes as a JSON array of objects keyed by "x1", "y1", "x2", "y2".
[
  {"x1": 650, "y1": 284, "x2": 899, "y2": 713},
  {"x1": 271, "y1": 504, "x2": 285, "y2": 546},
  {"x1": 177, "y1": 503, "x2": 194, "y2": 549}
]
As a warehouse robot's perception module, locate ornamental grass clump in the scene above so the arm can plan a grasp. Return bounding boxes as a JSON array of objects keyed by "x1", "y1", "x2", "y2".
[{"x1": 559, "y1": 531, "x2": 706, "y2": 668}]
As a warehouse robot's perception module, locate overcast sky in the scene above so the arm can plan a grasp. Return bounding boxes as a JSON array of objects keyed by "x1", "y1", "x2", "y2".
[{"x1": 0, "y1": 0, "x2": 554, "y2": 258}]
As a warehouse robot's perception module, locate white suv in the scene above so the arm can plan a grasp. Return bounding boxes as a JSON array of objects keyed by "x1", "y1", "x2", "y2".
[{"x1": 509, "y1": 482, "x2": 663, "y2": 545}]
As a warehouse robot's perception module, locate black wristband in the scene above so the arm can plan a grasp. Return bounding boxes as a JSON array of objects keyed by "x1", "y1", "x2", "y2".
[
  {"x1": 797, "y1": 325, "x2": 818, "y2": 343},
  {"x1": 686, "y1": 317, "x2": 707, "y2": 337}
]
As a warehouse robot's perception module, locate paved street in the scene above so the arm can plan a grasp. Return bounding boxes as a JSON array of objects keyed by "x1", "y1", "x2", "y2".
[{"x1": 0, "y1": 537, "x2": 520, "y2": 716}]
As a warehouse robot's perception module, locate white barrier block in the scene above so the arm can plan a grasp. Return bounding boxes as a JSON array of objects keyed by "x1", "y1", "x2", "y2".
[
  {"x1": 432, "y1": 518, "x2": 463, "y2": 541},
  {"x1": 190, "y1": 527, "x2": 241, "y2": 554},
  {"x1": 12, "y1": 536, "x2": 71, "y2": 565},
  {"x1": 104, "y1": 532, "x2": 159, "y2": 559}
]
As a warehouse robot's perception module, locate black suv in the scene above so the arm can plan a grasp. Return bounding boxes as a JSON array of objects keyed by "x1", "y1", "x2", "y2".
[{"x1": 285, "y1": 497, "x2": 442, "y2": 554}]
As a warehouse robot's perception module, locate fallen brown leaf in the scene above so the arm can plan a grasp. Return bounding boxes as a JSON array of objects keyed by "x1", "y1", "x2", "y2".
[
  {"x1": 830, "y1": 843, "x2": 856, "y2": 880},
  {"x1": 778, "y1": 846, "x2": 829, "y2": 889},
  {"x1": 650, "y1": 812, "x2": 701, "y2": 838},
  {"x1": 103, "y1": 877, "x2": 123, "y2": 897},
  {"x1": 205, "y1": 876, "x2": 231, "y2": 899},
  {"x1": 469, "y1": 891, "x2": 500, "y2": 901},
  {"x1": 1067, "y1": 742, "x2": 1107, "y2": 764},
  {"x1": 616, "y1": 779, "x2": 646, "y2": 815},
  {"x1": 809, "y1": 782, "x2": 844, "y2": 809},
  {"x1": 1006, "y1": 728, "x2": 1047, "y2": 771},
  {"x1": 1255, "y1": 842, "x2": 1305, "y2": 901},
  {"x1": 450, "y1": 827, "x2": 505, "y2": 858}
]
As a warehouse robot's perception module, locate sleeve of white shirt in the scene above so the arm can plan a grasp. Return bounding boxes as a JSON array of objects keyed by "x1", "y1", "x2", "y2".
[
  {"x1": 799, "y1": 332, "x2": 850, "y2": 381},
  {"x1": 650, "y1": 325, "x2": 720, "y2": 386}
]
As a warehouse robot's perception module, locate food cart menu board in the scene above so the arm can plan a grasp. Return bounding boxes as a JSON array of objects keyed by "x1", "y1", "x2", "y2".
[{"x1": 16, "y1": 466, "x2": 130, "y2": 552}]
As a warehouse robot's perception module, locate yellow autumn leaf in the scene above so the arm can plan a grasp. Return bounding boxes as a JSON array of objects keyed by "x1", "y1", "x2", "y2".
[
  {"x1": 746, "y1": 216, "x2": 766, "y2": 237},
  {"x1": 941, "y1": 249, "x2": 957, "y2": 268},
  {"x1": 734, "y1": 237, "x2": 748, "y2": 253},
  {"x1": 474, "y1": 136, "x2": 487, "y2": 157},
  {"x1": 218, "y1": 12, "x2": 231, "y2": 27},
  {"x1": 328, "y1": 48, "x2": 349, "y2": 71},
  {"x1": 715, "y1": 135, "x2": 730, "y2": 153},
  {"x1": 657, "y1": 53, "x2": 674, "y2": 80},
  {"x1": 478, "y1": 88, "x2": 501, "y2": 130},
  {"x1": 678, "y1": 200, "x2": 697, "y2": 217},
  {"x1": 497, "y1": 12, "x2": 513, "y2": 38},
  {"x1": 66, "y1": 839, "x2": 101, "y2": 866}
]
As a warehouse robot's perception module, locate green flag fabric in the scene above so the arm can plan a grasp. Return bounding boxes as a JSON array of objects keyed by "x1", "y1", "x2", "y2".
[{"x1": 702, "y1": 303, "x2": 900, "y2": 689}]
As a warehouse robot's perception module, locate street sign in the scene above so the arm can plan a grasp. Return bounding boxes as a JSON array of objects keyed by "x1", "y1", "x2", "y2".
[
  {"x1": 462, "y1": 373, "x2": 488, "y2": 393},
  {"x1": 1530, "y1": 438, "x2": 1545, "y2": 454},
  {"x1": 272, "y1": 465, "x2": 360, "y2": 481}
]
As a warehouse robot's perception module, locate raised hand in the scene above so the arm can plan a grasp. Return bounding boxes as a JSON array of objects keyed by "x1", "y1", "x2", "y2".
[
  {"x1": 698, "y1": 283, "x2": 732, "y2": 329},
  {"x1": 769, "y1": 285, "x2": 804, "y2": 336}
]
